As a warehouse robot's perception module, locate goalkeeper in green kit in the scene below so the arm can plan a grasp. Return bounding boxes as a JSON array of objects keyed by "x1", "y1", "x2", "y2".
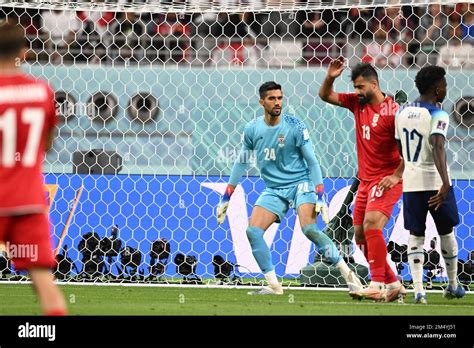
[{"x1": 216, "y1": 81, "x2": 364, "y2": 295}]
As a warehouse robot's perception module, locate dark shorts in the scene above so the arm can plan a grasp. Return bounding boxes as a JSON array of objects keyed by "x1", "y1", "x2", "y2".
[{"x1": 403, "y1": 187, "x2": 459, "y2": 235}]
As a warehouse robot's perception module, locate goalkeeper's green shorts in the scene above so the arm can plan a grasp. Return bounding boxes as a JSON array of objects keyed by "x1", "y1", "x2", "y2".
[{"x1": 254, "y1": 181, "x2": 317, "y2": 223}]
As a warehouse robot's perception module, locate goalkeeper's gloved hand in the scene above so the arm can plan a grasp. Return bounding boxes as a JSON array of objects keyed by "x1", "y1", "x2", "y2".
[
  {"x1": 315, "y1": 184, "x2": 329, "y2": 224},
  {"x1": 217, "y1": 185, "x2": 235, "y2": 225}
]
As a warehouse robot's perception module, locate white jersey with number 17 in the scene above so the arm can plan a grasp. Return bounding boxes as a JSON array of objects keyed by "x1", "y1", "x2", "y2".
[{"x1": 395, "y1": 101, "x2": 451, "y2": 192}]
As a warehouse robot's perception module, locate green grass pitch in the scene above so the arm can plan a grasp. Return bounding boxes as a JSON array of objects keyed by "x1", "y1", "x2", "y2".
[{"x1": 0, "y1": 284, "x2": 473, "y2": 315}]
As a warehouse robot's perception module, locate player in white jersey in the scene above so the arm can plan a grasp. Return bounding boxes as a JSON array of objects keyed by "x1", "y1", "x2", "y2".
[{"x1": 395, "y1": 66, "x2": 464, "y2": 304}]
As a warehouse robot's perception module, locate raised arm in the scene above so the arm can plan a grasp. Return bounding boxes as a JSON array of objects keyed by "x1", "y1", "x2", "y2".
[{"x1": 319, "y1": 58, "x2": 345, "y2": 106}]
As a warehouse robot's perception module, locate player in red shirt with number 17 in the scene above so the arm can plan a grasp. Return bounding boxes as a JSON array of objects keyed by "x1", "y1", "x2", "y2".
[
  {"x1": 319, "y1": 59, "x2": 406, "y2": 302},
  {"x1": 0, "y1": 22, "x2": 66, "y2": 315}
]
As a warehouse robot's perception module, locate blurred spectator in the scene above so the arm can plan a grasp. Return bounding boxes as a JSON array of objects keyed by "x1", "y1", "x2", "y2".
[
  {"x1": 212, "y1": 35, "x2": 261, "y2": 67},
  {"x1": 209, "y1": 7, "x2": 259, "y2": 66},
  {"x1": 417, "y1": 5, "x2": 450, "y2": 44},
  {"x1": 243, "y1": 11, "x2": 264, "y2": 41},
  {"x1": 41, "y1": 10, "x2": 80, "y2": 63},
  {"x1": 2, "y1": 8, "x2": 41, "y2": 62},
  {"x1": 377, "y1": 5, "x2": 416, "y2": 44},
  {"x1": 362, "y1": 22, "x2": 404, "y2": 68},
  {"x1": 342, "y1": 8, "x2": 374, "y2": 39},
  {"x1": 18, "y1": 8, "x2": 41, "y2": 36},
  {"x1": 77, "y1": 10, "x2": 114, "y2": 38},
  {"x1": 210, "y1": 11, "x2": 259, "y2": 67},
  {"x1": 437, "y1": 24, "x2": 474, "y2": 69},
  {"x1": 190, "y1": 0, "x2": 220, "y2": 64},
  {"x1": 155, "y1": 12, "x2": 191, "y2": 63},
  {"x1": 157, "y1": 13, "x2": 189, "y2": 37},
  {"x1": 191, "y1": 0, "x2": 255, "y2": 64},
  {"x1": 77, "y1": 10, "x2": 114, "y2": 63},
  {"x1": 217, "y1": 12, "x2": 251, "y2": 38},
  {"x1": 115, "y1": 12, "x2": 145, "y2": 36},
  {"x1": 258, "y1": 0, "x2": 299, "y2": 39},
  {"x1": 299, "y1": 10, "x2": 346, "y2": 38},
  {"x1": 108, "y1": 12, "x2": 145, "y2": 64},
  {"x1": 298, "y1": 9, "x2": 349, "y2": 66},
  {"x1": 415, "y1": 4, "x2": 450, "y2": 66},
  {"x1": 322, "y1": 10, "x2": 347, "y2": 38},
  {"x1": 6, "y1": 3, "x2": 473, "y2": 68},
  {"x1": 373, "y1": 5, "x2": 416, "y2": 66},
  {"x1": 300, "y1": 11, "x2": 327, "y2": 38}
]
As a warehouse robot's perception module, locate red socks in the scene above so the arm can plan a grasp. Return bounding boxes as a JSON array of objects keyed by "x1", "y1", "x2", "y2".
[
  {"x1": 365, "y1": 229, "x2": 388, "y2": 283},
  {"x1": 362, "y1": 230, "x2": 398, "y2": 284},
  {"x1": 358, "y1": 241, "x2": 369, "y2": 260},
  {"x1": 45, "y1": 309, "x2": 67, "y2": 316},
  {"x1": 384, "y1": 260, "x2": 398, "y2": 284}
]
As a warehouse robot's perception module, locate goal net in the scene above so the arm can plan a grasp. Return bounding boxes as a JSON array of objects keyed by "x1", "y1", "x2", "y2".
[{"x1": 0, "y1": 0, "x2": 472, "y2": 289}]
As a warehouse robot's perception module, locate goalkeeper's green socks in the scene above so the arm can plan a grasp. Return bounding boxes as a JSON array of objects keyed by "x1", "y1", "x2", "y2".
[
  {"x1": 246, "y1": 226, "x2": 273, "y2": 274},
  {"x1": 301, "y1": 224, "x2": 341, "y2": 264},
  {"x1": 246, "y1": 226, "x2": 282, "y2": 292}
]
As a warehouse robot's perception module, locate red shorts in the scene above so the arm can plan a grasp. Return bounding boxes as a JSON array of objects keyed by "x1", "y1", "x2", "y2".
[
  {"x1": 0, "y1": 213, "x2": 56, "y2": 271},
  {"x1": 353, "y1": 179, "x2": 403, "y2": 226}
]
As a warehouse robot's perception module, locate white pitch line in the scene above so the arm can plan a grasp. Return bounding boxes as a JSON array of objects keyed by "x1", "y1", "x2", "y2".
[
  {"x1": 1, "y1": 294, "x2": 471, "y2": 310},
  {"x1": 0, "y1": 281, "x2": 472, "y2": 295}
]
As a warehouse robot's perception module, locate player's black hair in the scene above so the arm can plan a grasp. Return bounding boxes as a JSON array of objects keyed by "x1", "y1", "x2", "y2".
[
  {"x1": 0, "y1": 21, "x2": 25, "y2": 59},
  {"x1": 351, "y1": 63, "x2": 379, "y2": 83},
  {"x1": 259, "y1": 81, "x2": 282, "y2": 99},
  {"x1": 415, "y1": 65, "x2": 446, "y2": 95}
]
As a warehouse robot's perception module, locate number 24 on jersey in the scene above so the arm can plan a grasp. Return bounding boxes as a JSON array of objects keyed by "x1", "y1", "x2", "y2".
[{"x1": 264, "y1": 147, "x2": 276, "y2": 161}]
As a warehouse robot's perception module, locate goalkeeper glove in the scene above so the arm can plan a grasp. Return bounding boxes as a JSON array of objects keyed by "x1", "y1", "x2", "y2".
[
  {"x1": 217, "y1": 185, "x2": 234, "y2": 225},
  {"x1": 315, "y1": 184, "x2": 329, "y2": 224}
]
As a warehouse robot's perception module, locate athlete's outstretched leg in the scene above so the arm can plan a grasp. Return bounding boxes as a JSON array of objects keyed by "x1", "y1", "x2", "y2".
[
  {"x1": 247, "y1": 205, "x2": 282, "y2": 295},
  {"x1": 298, "y1": 204, "x2": 363, "y2": 293}
]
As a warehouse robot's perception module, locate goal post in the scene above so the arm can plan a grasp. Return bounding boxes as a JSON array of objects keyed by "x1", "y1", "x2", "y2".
[{"x1": 0, "y1": 0, "x2": 472, "y2": 289}]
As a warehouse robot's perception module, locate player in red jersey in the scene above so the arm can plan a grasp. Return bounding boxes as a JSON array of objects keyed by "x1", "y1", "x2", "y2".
[
  {"x1": 319, "y1": 59, "x2": 406, "y2": 302},
  {"x1": 0, "y1": 22, "x2": 66, "y2": 315}
]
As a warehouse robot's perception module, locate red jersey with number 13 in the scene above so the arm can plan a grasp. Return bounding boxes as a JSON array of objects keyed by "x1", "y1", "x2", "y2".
[
  {"x1": 0, "y1": 73, "x2": 57, "y2": 215},
  {"x1": 338, "y1": 93, "x2": 400, "y2": 181}
]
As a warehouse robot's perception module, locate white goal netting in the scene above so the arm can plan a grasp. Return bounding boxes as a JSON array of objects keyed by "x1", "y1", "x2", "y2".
[{"x1": 0, "y1": 0, "x2": 472, "y2": 289}]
